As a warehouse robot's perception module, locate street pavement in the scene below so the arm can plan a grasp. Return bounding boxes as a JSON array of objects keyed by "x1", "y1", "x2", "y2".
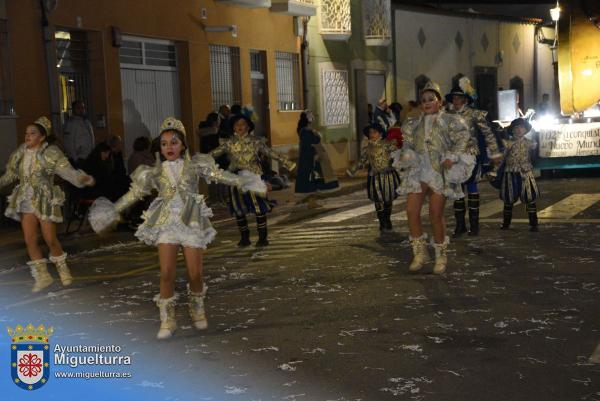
[{"x1": 0, "y1": 176, "x2": 599, "y2": 400}]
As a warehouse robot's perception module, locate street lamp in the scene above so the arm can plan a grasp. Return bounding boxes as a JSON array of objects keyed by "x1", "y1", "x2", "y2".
[
  {"x1": 550, "y1": 1, "x2": 560, "y2": 49},
  {"x1": 550, "y1": 2, "x2": 561, "y2": 22}
]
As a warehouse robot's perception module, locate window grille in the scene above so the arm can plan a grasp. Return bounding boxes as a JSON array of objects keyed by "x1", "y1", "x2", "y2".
[
  {"x1": 55, "y1": 30, "x2": 93, "y2": 119},
  {"x1": 275, "y1": 51, "x2": 301, "y2": 111},
  {"x1": 209, "y1": 44, "x2": 242, "y2": 111},
  {"x1": 119, "y1": 37, "x2": 177, "y2": 70}
]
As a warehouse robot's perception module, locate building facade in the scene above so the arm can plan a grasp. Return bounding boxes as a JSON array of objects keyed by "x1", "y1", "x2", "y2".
[
  {"x1": 393, "y1": 5, "x2": 554, "y2": 121},
  {"x1": 302, "y1": 0, "x2": 394, "y2": 171},
  {"x1": 1, "y1": 0, "x2": 311, "y2": 165}
]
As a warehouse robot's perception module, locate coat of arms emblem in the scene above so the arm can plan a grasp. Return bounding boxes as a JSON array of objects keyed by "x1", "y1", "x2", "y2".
[{"x1": 7, "y1": 323, "x2": 53, "y2": 390}]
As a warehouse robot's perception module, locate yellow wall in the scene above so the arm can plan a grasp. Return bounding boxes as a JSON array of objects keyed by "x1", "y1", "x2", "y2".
[{"x1": 7, "y1": 0, "x2": 302, "y2": 150}]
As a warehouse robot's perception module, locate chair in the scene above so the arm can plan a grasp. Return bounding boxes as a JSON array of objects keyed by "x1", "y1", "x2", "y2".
[{"x1": 65, "y1": 197, "x2": 96, "y2": 234}]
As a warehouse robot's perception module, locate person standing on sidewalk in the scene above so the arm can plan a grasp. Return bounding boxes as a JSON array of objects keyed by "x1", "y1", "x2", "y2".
[
  {"x1": 0, "y1": 117, "x2": 94, "y2": 292},
  {"x1": 63, "y1": 100, "x2": 95, "y2": 168},
  {"x1": 445, "y1": 77, "x2": 502, "y2": 237},
  {"x1": 396, "y1": 82, "x2": 473, "y2": 275},
  {"x1": 210, "y1": 115, "x2": 296, "y2": 247},
  {"x1": 295, "y1": 111, "x2": 339, "y2": 208},
  {"x1": 497, "y1": 118, "x2": 540, "y2": 232},
  {"x1": 347, "y1": 124, "x2": 401, "y2": 232},
  {"x1": 89, "y1": 117, "x2": 264, "y2": 339}
]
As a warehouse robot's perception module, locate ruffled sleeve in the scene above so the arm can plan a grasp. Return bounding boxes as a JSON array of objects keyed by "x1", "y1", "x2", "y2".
[
  {"x1": 192, "y1": 153, "x2": 266, "y2": 194},
  {"x1": 400, "y1": 117, "x2": 420, "y2": 152},
  {"x1": 191, "y1": 153, "x2": 240, "y2": 187},
  {"x1": 0, "y1": 148, "x2": 21, "y2": 189},
  {"x1": 442, "y1": 114, "x2": 470, "y2": 162},
  {"x1": 208, "y1": 138, "x2": 228, "y2": 159},
  {"x1": 474, "y1": 109, "x2": 502, "y2": 159},
  {"x1": 43, "y1": 145, "x2": 92, "y2": 188},
  {"x1": 114, "y1": 164, "x2": 156, "y2": 213}
]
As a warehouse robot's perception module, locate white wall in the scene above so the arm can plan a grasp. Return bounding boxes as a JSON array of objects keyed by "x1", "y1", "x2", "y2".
[{"x1": 394, "y1": 9, "x2": 539, "y2": 109}]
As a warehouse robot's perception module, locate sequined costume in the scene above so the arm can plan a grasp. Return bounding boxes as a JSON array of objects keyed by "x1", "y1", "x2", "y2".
[
  {"x1": 349, "y1": 137, "x2": 400, "y2": 231},
  {"x1": 447, "y1": 105, "x2": 501, "y2": 236},
  {"x1": 0, "y1": 143, "x2": 89, "y2": 222},
  {"x1": 209, "y1": 131, "x2": 295, "y2": 247},
  {"x1": 89, "y1": 153, "x2": 263, "y2": 249},
  {"x1": 397, "y1": 111, "x2": 474, "y2": 200},
  {"x1": 350, "y1": 139, "x2": 400, "y2": 203},
  {"x1": 497, "y1": 122, "x2": 540, "y2": 232},
  {"x1": 499, "y1": 135, "x2": 539, "y2": 204},
  {"x1": 209, "y1": 133, "x2": 295, "y2": 215}
]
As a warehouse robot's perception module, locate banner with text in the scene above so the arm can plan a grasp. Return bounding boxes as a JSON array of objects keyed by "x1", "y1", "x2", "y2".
[{"x1": 538, "y1": 122, "x2": 600, "y2": 158}]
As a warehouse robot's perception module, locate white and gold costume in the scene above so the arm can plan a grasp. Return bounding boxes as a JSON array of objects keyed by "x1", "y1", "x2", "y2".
[
  {"x1": 90, "y1": 153, "x2": 263, "y2": 249},
  {"x1": 397, "y1": 111, "x2": 474, "y2": 200},
  {"x1": 0, "y1": 143, "x2": 89, "y2": 222}
]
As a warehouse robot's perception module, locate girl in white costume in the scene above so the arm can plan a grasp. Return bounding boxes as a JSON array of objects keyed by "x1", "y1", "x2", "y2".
[
  {"x1": 0, "y1": 117, "x2": 94, "y2": 292},
  {"x1": 397, "y1": 82, "x2": 474, "y2": 274},
  {"x1": 90, "y1": 117, "x2": 264, "y2": 339}
]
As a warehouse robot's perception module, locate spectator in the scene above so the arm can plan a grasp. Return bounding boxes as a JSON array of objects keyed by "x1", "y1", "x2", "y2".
[
  {"x1": 105, "y1": 135, "x2": 130, "y2": 200},
  {"x1": 294, "y1": 111, "x2": 338, "y2": 207},
  {"x1": 367, "y1": 103, "x2": 374, "y2": 124},
  {"x1": 386, "y1": 121, "x2": 403, "y2": 149},
  {"x1": 128, "y1": 136, "x2": 155, "y2": 174},
  {"x1": 198, "y1": 112, "x2": 220, "y2": 153},
  {"x1": 63, "y1": 100, "x2": 95, "y2": 167},
  {"x1": 390, "y1": 102, "x2": 403, "y2": 122},
  {"x1": 82, "y1": 142, "x2": 113, "y2": 200},
  {"x1": 537, "y1": 93, "x2": 551, "y2": 115},
  {"x1": 373, "y1": 98, "x2": 396, "y2": 131},
  {"x1": 217, "y1": 104, "x2": 231, "y2": 137},
  {"x1": 230, "y1": 104, "x2": 242, "y2": 116}
]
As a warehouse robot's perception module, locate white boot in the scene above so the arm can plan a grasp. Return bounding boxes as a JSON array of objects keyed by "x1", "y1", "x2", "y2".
[
  {"x1": 154, "y1": 294, "x2": 178, "y2": 340},
  {"x1": 49, "y1": 253, "x2": 73, "y2": 286},
  {"x1": 27, "y1": 259, "x2": 54, "y2": 292},
  {"x1": 188, "y1": 284, "x2": 208, "y2": 330},
  {"x1": 432, "y1": 236, "x2": 450, "y2": 275},
  {"x1": 408, "y1": 234, "x2": 430, "y2": 272}
]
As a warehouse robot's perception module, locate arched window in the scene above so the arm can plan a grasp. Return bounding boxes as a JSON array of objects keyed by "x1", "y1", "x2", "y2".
[
  {"x1": 509, "y1": 75, "x2": 524, "y2": 111},
  {"x1": 414, "y1": 74, "x2": 430, "y2": 101},
  {"x1": 452, "y1": 73, "x2": 465, "y2": 90}
]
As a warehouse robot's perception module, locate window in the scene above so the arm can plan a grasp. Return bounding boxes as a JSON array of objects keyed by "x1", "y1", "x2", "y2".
[
  {"x1": 0, "y1": 18, "x2": 14, "y2": 115},
  {"x1": 55, "y1": 29, "x2": 92, "y2": 119},
  {"x1": 209, "y1": 44, "x2": 242, "y2": 112},
  {"x1": 275, "y1": 51, "x2": 301, "y2": 110},
  {"x1": 119, "y1": 36, "x2": 177, "y2": 70},
  {"x1": 321, "y1": 68, "x2": 350, "y2": 126}
]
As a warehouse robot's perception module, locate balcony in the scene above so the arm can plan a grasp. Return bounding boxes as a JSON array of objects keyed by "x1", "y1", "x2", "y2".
[
  {"x1": 363, "y1": 0, "x2": 391, "y2": 46},
  {"x1": 319, "y1": 0, "x2": 351, "y2": 41},
  {"x1": 214, "y1": 0, "x2": 271, "y2": 7},
  {"x1": 270, "y1": 0, "x2": 317, "y2": 16}
]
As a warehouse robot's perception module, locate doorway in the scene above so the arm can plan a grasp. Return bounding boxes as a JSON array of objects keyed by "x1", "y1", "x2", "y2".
[
  {"x1": 474, "y1": 66, "x2": 498, "y2": 120},
  {"x1": 250, "y1": 50, "x2": 270, "y2": 140}
]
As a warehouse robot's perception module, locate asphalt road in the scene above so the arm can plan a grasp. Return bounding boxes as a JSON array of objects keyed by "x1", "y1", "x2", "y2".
[{"x1": 1, "y1": 177, "x2": 599, "y2": 400}]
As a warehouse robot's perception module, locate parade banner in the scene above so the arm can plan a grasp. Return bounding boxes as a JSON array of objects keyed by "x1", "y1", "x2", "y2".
[{"x1": 538, "y1": 122, "x2": 600, "y2": 158}]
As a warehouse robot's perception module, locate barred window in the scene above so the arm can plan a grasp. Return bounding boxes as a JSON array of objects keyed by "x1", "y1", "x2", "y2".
[
  {"x1": 0, "y1": 19, "x2": 14, "y2": 115},
  {"x1": 119, "y1": 36, "x2": 177, "y2": 70},
  {"x1": 55, "y1": 29, "x2": 93, "y2": 120},
  {"x1": 209, "y1": 44, "x2": 242, "y2": 112},
  {"x1": 275, "y1": 51, "x2": 301, "y2": 111}
]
